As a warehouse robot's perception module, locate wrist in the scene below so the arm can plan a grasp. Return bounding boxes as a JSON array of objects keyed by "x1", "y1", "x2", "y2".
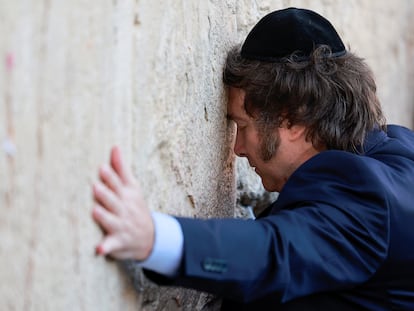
[{"x1": 135, "y1": 212, "x2": 184, "y2": 277}]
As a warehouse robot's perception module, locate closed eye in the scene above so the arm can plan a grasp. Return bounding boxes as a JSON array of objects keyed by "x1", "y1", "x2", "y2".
[{"x1": 236, "y1": 122, "x2": 248, "y2": 130}]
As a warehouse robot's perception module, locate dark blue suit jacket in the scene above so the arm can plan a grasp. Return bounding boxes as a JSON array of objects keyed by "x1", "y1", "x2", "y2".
[{"x1": 145, "y1": 125, "x2": 414, "y2": 310}]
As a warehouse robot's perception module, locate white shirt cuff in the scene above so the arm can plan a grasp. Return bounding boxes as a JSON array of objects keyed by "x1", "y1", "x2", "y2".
[{"x1": 136, "y1": 212, "x2": 184, "y2": 277}]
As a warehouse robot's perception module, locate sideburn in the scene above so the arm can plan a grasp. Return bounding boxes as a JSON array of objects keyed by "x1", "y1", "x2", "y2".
[{"x1": 259, "y1": 126, "x2": 281, "y2": 162}]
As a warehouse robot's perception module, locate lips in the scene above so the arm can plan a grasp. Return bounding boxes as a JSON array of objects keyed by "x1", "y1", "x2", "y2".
[
  {"x1": 247, "y1": 159, "x2": 256, "y2": 171},
  {"x1": 252, "y1": 164, "x2": 260, "y2": 175},
  {"x1": 246, "y1": 158, "x2": 259, "y2": 174}
]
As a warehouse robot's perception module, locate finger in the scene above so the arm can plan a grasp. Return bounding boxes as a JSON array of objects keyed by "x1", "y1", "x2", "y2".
[
  {"x1": 92, "y1": 204, "x2": 119, "y2": 233},
  {"x1": 96, "y1": 235, "x2": 124, "y2": 257},
  {"x1": 110, "y1": 146, "x2": 134, "y2": 185},
  {"x1": 107, "y1": 249, "x2": 136, "y2": 260},
  {"x1": 99, "y1": 164, "x2": 123, "y2": 194},
  {"x1": 93, "y1": 182, "x2": 121, "y2": 214}
]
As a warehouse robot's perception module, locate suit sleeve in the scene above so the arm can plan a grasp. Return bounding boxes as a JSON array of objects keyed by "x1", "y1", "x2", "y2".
[{"x1": 145, "y1": 151, "x2": 390, "y2": 303}]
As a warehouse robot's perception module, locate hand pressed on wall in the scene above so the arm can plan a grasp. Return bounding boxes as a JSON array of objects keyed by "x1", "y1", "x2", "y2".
[{"x1": 92, "y1": 146, "x2": 154, "y2": 260}]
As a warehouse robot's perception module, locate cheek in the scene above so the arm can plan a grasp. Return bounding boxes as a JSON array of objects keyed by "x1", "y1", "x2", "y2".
[{"x1": 246, "y1": 134, "x2": 260, "y2": 154}]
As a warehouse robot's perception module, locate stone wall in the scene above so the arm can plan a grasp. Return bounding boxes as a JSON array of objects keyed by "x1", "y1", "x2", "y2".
[{"x1": 1, "y1": 1, "x2": 413, "y2": 310}]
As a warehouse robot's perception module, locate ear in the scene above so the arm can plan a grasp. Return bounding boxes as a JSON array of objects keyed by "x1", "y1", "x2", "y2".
[{"x1": 284, "y1": 122, "x2": 307, "y2": 142}]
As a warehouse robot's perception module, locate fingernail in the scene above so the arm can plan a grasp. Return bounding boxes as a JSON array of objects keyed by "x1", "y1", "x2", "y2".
[
  {"x1": 94, "y1": 183, "x2": 102, "y2": 194},
  {"x1": 92, "y1": 206, "x2": 100, "y2": 218},
  {"x1": 95, "y1": 245, "x2": 104, "y2": 256},
  {"x1": 100, "y1": 164, "x2": 109, "y2": 175}
]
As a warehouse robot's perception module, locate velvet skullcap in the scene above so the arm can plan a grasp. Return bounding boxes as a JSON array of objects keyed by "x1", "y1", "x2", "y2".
[{"x1": 241, "y1": 7, "x2": 346, "y2": 62}]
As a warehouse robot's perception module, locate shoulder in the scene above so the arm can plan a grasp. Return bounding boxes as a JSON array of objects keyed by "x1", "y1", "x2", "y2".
[
  {"x1": 289, "y1": 150, "x2": 385, "y2": 189},
  {"x1": 301, "y1": 150, "x2": 375, "y2": 172},
  {"x1": 387, "y1": 124, "x2": 414, "y2": 139},
  {"x1": 275, "y1": 150, "x2": 388, "y2": 211},
  {"x1": 374, "y1": 125, "x2": 414, "y2": 161}
]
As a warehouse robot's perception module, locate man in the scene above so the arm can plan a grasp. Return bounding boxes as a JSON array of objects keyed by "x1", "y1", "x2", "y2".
[{"x1": 92, "y1": 8, "x2": 414, "y2": 310}]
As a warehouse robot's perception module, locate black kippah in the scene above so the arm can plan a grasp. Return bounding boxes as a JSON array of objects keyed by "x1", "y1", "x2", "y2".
[{"x1": 241, "y1": 7, "x2": 346, "y2": 62}]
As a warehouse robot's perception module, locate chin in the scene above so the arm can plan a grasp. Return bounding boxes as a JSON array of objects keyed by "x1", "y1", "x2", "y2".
[
  {"x1": 264, "y1": 186, "x2": 279, "y2": 192},
  {"x1": 261, "y1": 179, "x2": 279, "y2": 192}
]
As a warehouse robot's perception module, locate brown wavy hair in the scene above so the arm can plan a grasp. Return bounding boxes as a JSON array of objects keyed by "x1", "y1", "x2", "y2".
[{"x1": 223, "y1": 45, "x2": 386, "y2": 153}]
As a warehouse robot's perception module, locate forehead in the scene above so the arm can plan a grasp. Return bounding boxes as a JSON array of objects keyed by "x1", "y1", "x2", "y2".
[{"x1": 227, "y1": 87, "x2": 249, "y2": 120}]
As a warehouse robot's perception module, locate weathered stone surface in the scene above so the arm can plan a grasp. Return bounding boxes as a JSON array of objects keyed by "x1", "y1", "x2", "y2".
[{"x1": 0, "y1": 1, "x2": 413, "y2": 310}]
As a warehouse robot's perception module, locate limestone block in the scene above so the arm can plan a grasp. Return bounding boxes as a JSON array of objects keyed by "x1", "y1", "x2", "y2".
[{"x1": 0, "y1": 1, "x2": 235, "y2": 310}]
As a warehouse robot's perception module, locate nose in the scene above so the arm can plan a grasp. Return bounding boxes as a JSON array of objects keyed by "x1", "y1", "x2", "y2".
[{"x1": 233, "y1": 130, "x2": 247, "y2": 157}]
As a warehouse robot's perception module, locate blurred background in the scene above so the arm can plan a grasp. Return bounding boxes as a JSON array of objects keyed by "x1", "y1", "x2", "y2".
[{"x1": 1, "y1": 1, "x2": 413, "y2": 310}]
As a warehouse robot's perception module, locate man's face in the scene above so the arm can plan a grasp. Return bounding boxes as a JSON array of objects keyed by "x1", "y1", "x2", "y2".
[{"x1": 227, "y1": 87, "x2": 320, "y2": 192}]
